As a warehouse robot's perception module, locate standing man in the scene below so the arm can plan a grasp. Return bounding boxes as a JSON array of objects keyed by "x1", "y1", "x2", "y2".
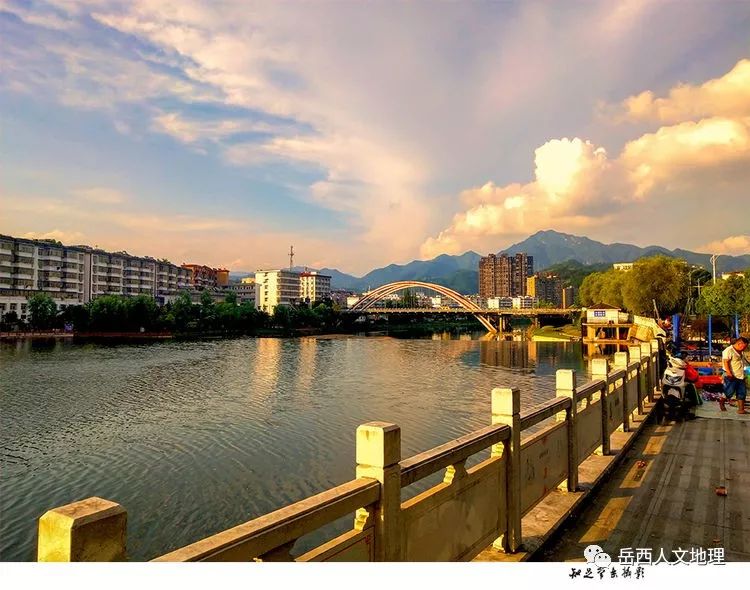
[{"x1": 721, "y1": 336, "x2": 749, "y2": 414}]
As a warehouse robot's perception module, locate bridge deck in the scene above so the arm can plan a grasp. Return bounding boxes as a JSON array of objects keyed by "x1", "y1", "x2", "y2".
[
  {"x1": 344, "y1": 307, "x2": 576, "y2": 315},
  {"x1": 538, "y1": 410, "x2": 750, "y2": 561}
]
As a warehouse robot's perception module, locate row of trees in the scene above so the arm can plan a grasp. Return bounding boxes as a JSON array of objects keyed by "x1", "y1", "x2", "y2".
[
  {"x1": 579, "y1": 256, "x2": 692, "y2": 315},
  {"x1": 579, "y1": 255, "x2": 749, "y2": 321},
  {"x1": 5, "y1": 291, "x2": 342, "y2": 334}
]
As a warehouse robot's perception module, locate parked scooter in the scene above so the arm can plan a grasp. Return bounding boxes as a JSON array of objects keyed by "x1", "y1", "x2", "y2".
[{"x1": 658, "y1": 356, "x2": 700, "y2": 422}]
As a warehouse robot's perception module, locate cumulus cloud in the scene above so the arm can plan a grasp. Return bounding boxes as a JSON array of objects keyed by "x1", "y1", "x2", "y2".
[
  {"x1": 422, "y1": 57, "x2": 750, "y2": 258},
  {"x1": 700, "y1": 235, "x2": 750, "y2": 256},
  {"x1": 612, "y1": 59, "x2": 750, "y2": 123},
  {"x1": 421, "y1": 138, "x2": 624, "y2": 257}
]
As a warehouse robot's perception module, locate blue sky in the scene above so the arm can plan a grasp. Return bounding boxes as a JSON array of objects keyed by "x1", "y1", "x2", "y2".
[{"x1": 1, "y1": 1, "x2": 749, "y2": 274}]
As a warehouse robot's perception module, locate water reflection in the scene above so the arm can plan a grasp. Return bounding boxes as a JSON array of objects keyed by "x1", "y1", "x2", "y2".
[{"x1": 0, "y1": 333, "x2": 587, "y2": 561}]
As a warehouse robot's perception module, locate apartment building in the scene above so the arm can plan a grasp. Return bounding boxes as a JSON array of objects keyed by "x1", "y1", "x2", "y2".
[
  {"x1": 229, "y1": 280, "x2": 256, "y2": 304},
  {"x1": 300, "y1": 271, "x2": 332, "y2": 303},
  {"x1": 254, "y1": 269, "x2": 301, "y2": 313},
  {"x1": 478, "y1": 253, "x2": 534, "y2": 299},
  {"x1": 0, "y1": 234, "x2": 205, "y2": 320},
  {"x1": 0, "y1": 236, "x2": 85, "y2": 322},
  {"x1": 182, "y1": 264, "x2": 230, "y2": 289},
  {"x1": 527, "y1": 273, "x2": 563, "y2": 307}
]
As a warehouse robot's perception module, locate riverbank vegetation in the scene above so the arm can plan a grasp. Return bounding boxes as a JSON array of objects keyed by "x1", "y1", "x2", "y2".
[
  {"x1": 578, "y1": 255, "x2": 749, "y2": 329},
  {"x1": 2, "y1": 291, "x2": 345, "y2": 335}
]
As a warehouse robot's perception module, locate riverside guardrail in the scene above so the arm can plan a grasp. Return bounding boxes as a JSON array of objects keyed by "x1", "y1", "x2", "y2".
[{"x1": 36, "y1": 339, "x2": 661, "y2": 562}]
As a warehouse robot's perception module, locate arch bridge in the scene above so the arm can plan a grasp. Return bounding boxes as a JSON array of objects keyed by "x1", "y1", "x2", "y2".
[{"x1": 345, "y1": 281, "x2": 577, "y2": 334}]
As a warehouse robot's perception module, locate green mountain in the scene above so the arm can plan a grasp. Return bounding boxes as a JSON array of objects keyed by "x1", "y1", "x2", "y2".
[{"x1": 241, "y1": 230, "x2": 750, "y2": 294}]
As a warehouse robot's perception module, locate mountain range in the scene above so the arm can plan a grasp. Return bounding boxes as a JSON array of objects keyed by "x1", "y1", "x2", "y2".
[{"x1": 233, "y1": 230, "x2": 750, "y2": 293}]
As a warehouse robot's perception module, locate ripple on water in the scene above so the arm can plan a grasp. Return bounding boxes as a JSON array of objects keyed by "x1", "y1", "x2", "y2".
[{"x1": 0, "y1": 336, "x2": 584, "y2": 561}]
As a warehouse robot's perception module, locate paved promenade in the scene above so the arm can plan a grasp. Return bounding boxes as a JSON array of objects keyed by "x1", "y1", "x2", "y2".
[{"x1": 539, "y1": 409, "x2": 750, "y2": 562}]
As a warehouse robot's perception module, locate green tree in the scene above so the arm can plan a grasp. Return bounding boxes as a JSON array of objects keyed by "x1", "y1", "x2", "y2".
[
  {"x1": 59, "y1": 304, "x2": 89, "y2": 331},
  {"x1": 125, "y1": 295, "x2": 159, "y2": 331},
  {"x1": 199, "y1": 290, "x2": 216, "y2": 330},
  {"x1": 171, "y1": 292, "x2": 197, "y2": 331},
  {"x1": 224, "y1": 290, "x2": 238, "y2": 305},
  {"x1": 88, "y1": 295, "x2": 128, "y2": 331},
  {"x1": 27, "y1": 293, "x2": 58, "y2": 329},
  {"x1": 622, "y1": 256, "x2": 689, "y2": 315},
  {"x1": 272, "y1": 305, "x2": 292, "y2": 329}
]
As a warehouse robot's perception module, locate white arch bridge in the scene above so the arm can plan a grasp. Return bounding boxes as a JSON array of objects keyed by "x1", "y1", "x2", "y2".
[{"x1": 343, "y1": 281, "x2": 577, "y2": 334}]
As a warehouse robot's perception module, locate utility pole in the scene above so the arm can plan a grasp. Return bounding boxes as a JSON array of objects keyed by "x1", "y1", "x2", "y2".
[
  {"x1": 289, "y1": 245, "x2": 294, "y2": 271},
  {"x1": 711, "y1": 254, "x2": 718, "y2": 285}
]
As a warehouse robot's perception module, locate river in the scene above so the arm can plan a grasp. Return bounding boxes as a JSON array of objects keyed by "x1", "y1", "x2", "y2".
[{"x1": 0, "y1": 332, "x2": 587, "y2": 561}]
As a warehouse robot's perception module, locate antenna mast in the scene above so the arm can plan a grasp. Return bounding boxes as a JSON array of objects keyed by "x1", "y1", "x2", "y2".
[{"x1": 289, "y1": 245, "x2": 295, "y2": 270}]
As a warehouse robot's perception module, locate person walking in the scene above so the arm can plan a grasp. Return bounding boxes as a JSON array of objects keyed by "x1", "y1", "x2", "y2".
[{"x1": 721, "y1": 336, "x2": 749, "y2": 414}]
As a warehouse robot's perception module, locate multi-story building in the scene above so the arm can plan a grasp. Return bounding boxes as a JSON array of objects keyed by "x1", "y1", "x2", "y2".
[
  {"x1": 478, "y1": 253, "x2": 533, "y2": 299},
  {"x1": 0, "y1": 236, "x2": 85, "y2": 322},
  {"x1": 229, "y1": 280, "x2": 256, "y2": 304},
  {"x1": 512, "y1": 296, "x2": 538, "y2": 309},
  {"x1": 254, "y1": 269, "x2": 301, "y2": 313},
  {"x1": 511, "y1": 253, "x2": 534, "y2": 297},
  {"x1": 182, "y1": 264, "x2": 230, "y2": 289},
  {"x1": 527, "y1": 273, "x2": 563, "y2": 307},
  {"x1": 0, "y1": 234, "x2": 214, "y2": 321},
  {"x1": 487, "y1": 297, "x2": 513, "y2": 310},
  {"x1": 562, "y1": 286, "x2": 576, "y2": 309},
  {"x1": 299, "y1": 271, "x2": 332, "y2": 303},
  {"x1": 155, "y1": 261, "x2": 192, "y2": 305}
]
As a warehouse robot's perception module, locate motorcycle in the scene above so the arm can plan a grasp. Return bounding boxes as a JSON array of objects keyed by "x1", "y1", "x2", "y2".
[{"x1": 658, "y1": 356, "x2": 700, "y2": 422}]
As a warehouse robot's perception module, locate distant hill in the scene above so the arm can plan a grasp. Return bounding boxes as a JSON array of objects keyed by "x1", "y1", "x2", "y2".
[
  {"x1": 234, "y1": 230, "x2": 750, "y2": 293},
  {"x1": 502, "y1": 230, "x2": 750, "y2": 272}
]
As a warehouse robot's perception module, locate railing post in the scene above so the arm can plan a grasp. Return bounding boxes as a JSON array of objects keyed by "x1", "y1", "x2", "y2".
[
  {"x1": 355, "y1": 421, "x2": 402, "y2": 561},
  {"x1": 629, "y1": 345, "x2": 644, "y2": 415},
  {"x1": 37, "y1": 497, "x2": 127, "y2": 562},
  {"x1": 640, "y1": 342, "x2": 653, "y2": 402},
  {"x1": 591, "y1": 358, "x2": 610, "y2": 455},
  {"x1": 491, "y1": 387, "x2": 521, "y2": 553},
  {"x1": 650, "y1": 339, "x2": 661, "y2": 388},
  {"x1": 614, "y1": 352, "x2": 629, "y2": 432},
  {"x1": 556, "y1": 369, "x2": 578, "y2": 492}
]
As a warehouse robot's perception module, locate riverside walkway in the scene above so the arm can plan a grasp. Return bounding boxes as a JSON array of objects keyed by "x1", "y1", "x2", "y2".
[{"x1": 35, "y1": 339, "x2": 747, "y2": 562}]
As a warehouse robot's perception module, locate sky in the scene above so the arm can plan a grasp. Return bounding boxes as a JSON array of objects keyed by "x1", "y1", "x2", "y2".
[{"x1": 1, "y1": 0, "x2": 749, "y2": 275}]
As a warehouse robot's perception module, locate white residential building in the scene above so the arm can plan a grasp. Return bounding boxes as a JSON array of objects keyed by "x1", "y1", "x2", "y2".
[
  {"x1": 0, "y1": 234, "x2": 199, "y2": 321},
  {"x1": 512, "y1": 296, "x2": 538, "y2": 309},
  {"x1": 487, "y1": 297, "x2": 513, "y2": 309},
  {"x1": 300, "y1": 271, "x2": 332, "y2": 303},
  {"x1": 613, "y1": 262, "x2": 634, "y2": 271},
  {"x1": 255, "y1": 269, "x2": 301, "y2": 313},
  {"x1": 229, "y1": 280, "x2": 256, "y2": 304}
]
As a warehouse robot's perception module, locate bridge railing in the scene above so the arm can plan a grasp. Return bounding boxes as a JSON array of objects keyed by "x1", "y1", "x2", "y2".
[{"x1": 36, "y1": 340, "x2": 661, "y2": 562}]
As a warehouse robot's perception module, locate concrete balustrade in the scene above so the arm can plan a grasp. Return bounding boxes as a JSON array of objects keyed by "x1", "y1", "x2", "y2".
[{"x1": 37, "y1": 344, "x2": 662, "y2": 562}]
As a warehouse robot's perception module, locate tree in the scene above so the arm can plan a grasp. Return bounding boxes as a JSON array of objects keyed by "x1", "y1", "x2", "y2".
[
  {"x1": 199, "y1": 290, "x2": 216, "y2": 330},
  {"x1": 27, "y1": 293, "x2": 58, "y2": 329},
  {"x1": 125, "y1": 295, "x2": 159, "y2": 331},
  {"x1": 1, "y1": 310, "x2": 19, "y2": 330},
  {"x1": 224, "y1": 291, "x2": 238, "y2": 305},
  {"x1": 88, "y1": 295, "x2": 128, "y2": 331},
  {"x1": 172, "y1": 292, "x2": 197, "y2": 331},
  {"x1": 622, "y1": 256, "x2": 689, "y2": 315}
]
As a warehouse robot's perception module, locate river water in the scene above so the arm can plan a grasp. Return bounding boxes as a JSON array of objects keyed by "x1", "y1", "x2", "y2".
[{"x1": 0, "y1": 332, "x2": 587, "y2": 561}]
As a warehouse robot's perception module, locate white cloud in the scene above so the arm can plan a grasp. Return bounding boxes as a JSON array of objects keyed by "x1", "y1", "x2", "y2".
[
  {"x1": 21, "y1": 229, "x2": 86, "y2": 242},
  {"x1": 700, "y1": 235, "x2": 750, "y2": 256},
  {"x1": 612, "y1": 59, "x2": 750, "y2": 124},
  {"x1": 422, "y1": 57, "x2": 750, "y2": 258}
]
